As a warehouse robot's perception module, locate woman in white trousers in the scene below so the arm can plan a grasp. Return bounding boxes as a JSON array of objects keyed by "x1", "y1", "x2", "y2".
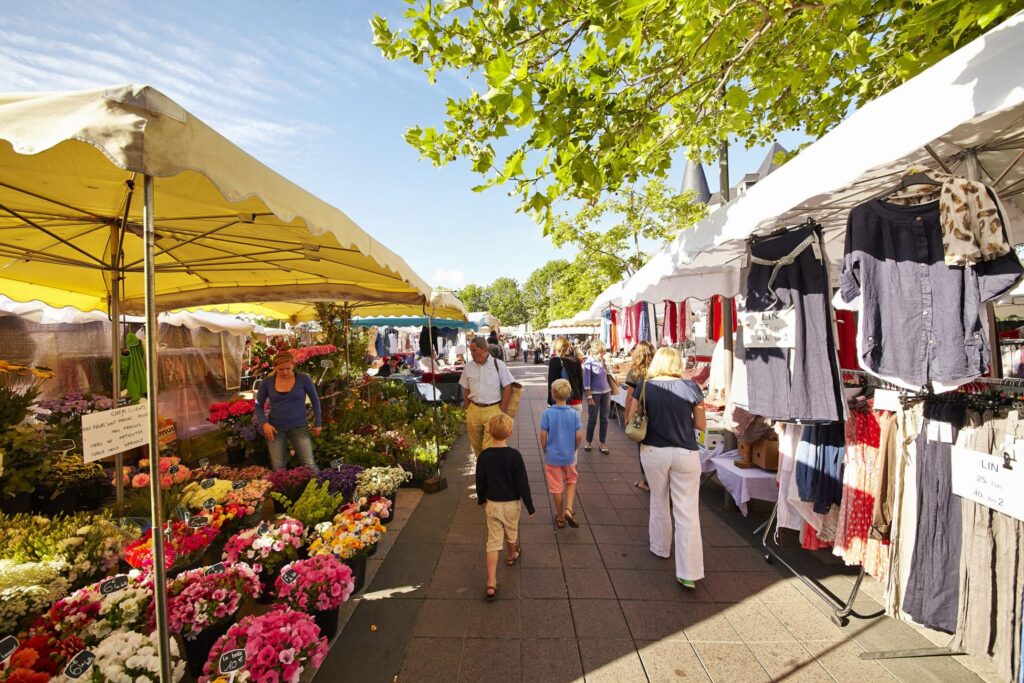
[{"x1": 626, "y1": 347, "x2": 707, "y2": 588}]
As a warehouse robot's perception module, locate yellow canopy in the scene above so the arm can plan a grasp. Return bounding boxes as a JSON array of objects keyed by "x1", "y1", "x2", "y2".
[
  {"x1": 188, "y1": 291, "x2": 467, "y2": 325},
  {"x1": 0, "y1": 84, "x2": 431, "y2": 313}
]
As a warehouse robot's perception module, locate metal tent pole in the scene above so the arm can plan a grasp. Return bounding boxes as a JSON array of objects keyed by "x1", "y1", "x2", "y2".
[
  {"x1": 109, "y1": 223, "x2": 124, "y2": 504},
  {"x1": 143, "y1": 176, "x2": 172, "y2": 683}
]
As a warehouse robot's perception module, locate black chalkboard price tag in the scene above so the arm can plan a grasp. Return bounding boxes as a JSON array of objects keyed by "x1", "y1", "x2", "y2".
[
  {"x1": 218, "y1": 648, "x2": 246, "y2": 674},
  {"x1": 204, "y1": 562, "x2": 225, "y2": 576},
  {"x1": 281, "y1": 568, "x2": 298, "y2": 585},
  {"x1": 232, "y1": 479, "x2": 247, "y2": 490},
  {"x1": 63, "y1": 650, "x2": 96, "y2": 679},
  {"x1": 203, "y1": 498, "x2": 217, "y2": 510},
  {"x1": 0, "y1": 635, "x2": 18, "y2": 663},
  {"x1": 201, "y1": 478, "x2": 216, "y2": 489},
  {"x1": 199, "y1": 457, "x2": 210, "y2": 468},
  {"x1": 257, "y1": 521, "x2": 270, "y2": 535},
  {"x1": 99, "y1": 574, "x2": 129, "y2": 595},
  {"x1": 331, "y1": 458, "x2": 344, "y2": 470},
  {"x1": 169, "y1": 464, "x2": 180, "y2": 475},
  {"x1": 188, "y1": 516, "x2": 209, "y2": 529}
]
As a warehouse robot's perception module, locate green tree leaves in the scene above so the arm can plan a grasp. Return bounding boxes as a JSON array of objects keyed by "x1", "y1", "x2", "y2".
[{"x1": 373, "y1": 0, "x2": 1024, "y2": 227}]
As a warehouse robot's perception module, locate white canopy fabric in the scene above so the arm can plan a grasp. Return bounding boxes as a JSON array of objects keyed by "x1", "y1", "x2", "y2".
[
  {"x1": 588, "y1": 282, "x2": 624, "y2": 317},
  {"x1": 468, "y1": 311, "x2": 500, "y2": 330},
  {"x1": 621, "y1": 11, "x2": 1024, "y2": 304},
  {"x1": 0, "y1": 295, "x2": 254, "y2": 334}
]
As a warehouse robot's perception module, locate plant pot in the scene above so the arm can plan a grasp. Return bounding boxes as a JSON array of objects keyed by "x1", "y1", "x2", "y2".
[
  {"x1": 385, "y1": 491, "x2": 398, "y2": 517},
  {"x1": 226, "y1": 445, "x2": 247, "y2": 465},
  {"x1": 0, "y1": 492, "x2": 32, "y2": 515},
  {"x1": 313, "y1": 605, "x2": 340, "y2": 641},
  {"x1": 37, "y1": 490, "x2": 80, "y2": 515},
  {"x1": 366, "y1": 542, "x2": 378, "y2": 558},
  {"x1": 272, "y1": 497, "x2": 288, "y2": 514},
  {"x1": 181, "y1": 617, "x2": 235, "y2": 678},
  {"x1": 168, "y1": 555, "x2": 203, "y2": 579},
  {"x1": 256, "y1": 566, "x2": 280, "y2": 604},
  {"x1": 343, "y1": 554, "x2": 367, "y2": 594}
]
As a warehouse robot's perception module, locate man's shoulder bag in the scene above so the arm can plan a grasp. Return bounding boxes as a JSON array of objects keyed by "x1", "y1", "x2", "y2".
[
  {"x1": 625, "y1": 380, "x2": 648, "y2": 443},
  {"x1": 494, "y1": 357, "x2": 523, "y2": 418}
]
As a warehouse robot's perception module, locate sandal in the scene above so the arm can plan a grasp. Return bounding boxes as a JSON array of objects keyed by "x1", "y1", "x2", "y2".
[
  {"x1": 583, "y1": 444, "x2": 593, "y2": 452},
  {"x1": 599, "y1": 446, "x2": 610, "y2": 455},
  {"x1": 564, "y1": 509, "x2": 579, "y2": 528},
  {"x1": 505, "y1": 544, "x2": 521, "y2": 566},
  {"x1": 556, "y1": 517, "x2": 566, "y2": 528},
  {"x1": 634, "y1": 480, "x2": 650, "y2": 491},
  {"x1": 485, "y1": 584, "x2": 498, "y2": 600}
]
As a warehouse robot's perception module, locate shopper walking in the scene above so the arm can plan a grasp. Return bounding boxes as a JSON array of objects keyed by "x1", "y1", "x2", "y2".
[
  {"x1": 460, "y1": 336, "x2": 514, "y2": 455},
  {"x1": 475, "y1": 413, "x2": 534, "y2": 599},
  {"x1": 582, "y1": 340, "x2": 613, "y2": 454},
  {"x1": 625, "y1": 340, "x2": 655, "y2": 491},
  {"x1": 627, "y1": 347, "x2": 706, "y2": 589},
  {"x1": 546, "y1": 337, "x2": 585, "y2": 416},
  {"x1": 254, "y1": 350, "x2": 322, "y2": 471}
]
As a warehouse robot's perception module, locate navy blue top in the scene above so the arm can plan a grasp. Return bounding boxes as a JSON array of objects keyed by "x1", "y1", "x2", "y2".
[
  {"x1": 254, "y1": 373, "x2": 322, "y2": 430},
  {"x1": 632, "y1": 378, "x2": 703, "y2": 450}
]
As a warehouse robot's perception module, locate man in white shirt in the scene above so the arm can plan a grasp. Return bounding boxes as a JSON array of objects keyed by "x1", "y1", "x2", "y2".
[{"x1": 460, "y1": 337, "x2": 514, "y2": 454}]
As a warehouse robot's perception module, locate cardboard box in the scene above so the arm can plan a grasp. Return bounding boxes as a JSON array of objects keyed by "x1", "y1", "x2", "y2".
[
  {"x1": 738, "y1": 440, "x2": 753, "y2": 458},
  {"x1": 751, "y1": 437, "x2": 779, "y2": 471}
]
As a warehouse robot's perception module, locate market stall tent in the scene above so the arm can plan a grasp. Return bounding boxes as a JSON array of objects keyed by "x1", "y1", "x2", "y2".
[
  {"x1": 0, "y1": 83, "x2": 435, "y2": 680},
  {"x1": 620, "y1": 10, "x2": 1024, "y2": 305}
]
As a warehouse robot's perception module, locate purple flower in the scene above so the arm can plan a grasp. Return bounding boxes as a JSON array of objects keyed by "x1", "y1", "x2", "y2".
[{"x1": 315, "y1": 465, "x2": 364, "y2": 498}]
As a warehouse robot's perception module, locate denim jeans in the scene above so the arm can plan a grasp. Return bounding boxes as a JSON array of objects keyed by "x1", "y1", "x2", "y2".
[
  {"x1": 268, "y1": 426, "x2": 318, "y2": 471},
  {"x1": 586, "y1": 393, "x2": 610, "y2": 443}
]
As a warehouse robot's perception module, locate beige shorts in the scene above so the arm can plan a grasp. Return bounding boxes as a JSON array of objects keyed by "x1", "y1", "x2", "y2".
[{"x1": 485, "y1": 500, "x2": 521, "y2": 552}]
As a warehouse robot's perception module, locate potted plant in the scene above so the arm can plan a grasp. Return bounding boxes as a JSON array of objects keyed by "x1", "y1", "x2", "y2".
[
  {"x1": 165, "y1": 563, "x2": 261, "y2": 677},
  {"x1": 222, "y1": 516, "x2": 304, "y2": 600},
  {"x1": 0, "y1": 559, "x2": 69, "y2": 635},
  {"x1": 0, "y1": 424, "x2": 50, "y2": 514},
  {"x1": 207, "y1": 397, "x2": 259, "y2": 464},
  {"x1": 224, "y1": 478, "x2": 274, "y2": 523},
  {"x1": 306, "y1": 509, "x2": 385, "y2": 593},
  {"x1": 355, "y1": 466, "x2": 412, "y2": 512},
  {"x1": 274, "y1": 555, "x2": 354, "y2": 640},
  {"x1": 91, "y1": 628, "x2": 186, "y2": 683},
  {"x1": 271, "y1": 480, "x2": 346, "y2": 533},
  {"x1": 314, "y1": 463, "x2": 363, "y2": 500},
  {"x1": 200, "y1": 609, "x2": 328, "y2": 683},
  {"x1": 35, "y1": 390, "x2": 113, "y2": 449},
  {"x1": 264, "y1": 467, "x2": 317, "y2": 512},
  {"x1": 37, "y1": 453, "x2": 110, "y2": 514},
  {"x1": 124, "y1": 520, "x2": 219, "y2": 574}
]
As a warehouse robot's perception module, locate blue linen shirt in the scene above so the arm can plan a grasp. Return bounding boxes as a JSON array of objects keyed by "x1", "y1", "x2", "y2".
[
  {"x1": 540, "y1": 405, "x2": 581, "y2": 467},
  {"x1": 254, "y1": 373, "x2": 322, "y2": 430}
]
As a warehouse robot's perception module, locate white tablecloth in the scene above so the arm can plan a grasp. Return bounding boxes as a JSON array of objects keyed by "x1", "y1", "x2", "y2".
[{"x1": 711, "y1": 453, "x2": 778, "y2": 516}]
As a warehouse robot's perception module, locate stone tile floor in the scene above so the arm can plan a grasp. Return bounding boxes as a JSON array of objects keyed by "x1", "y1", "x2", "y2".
[{"x1": 319, "y1": 362, "x2": 996, "y2": 683}]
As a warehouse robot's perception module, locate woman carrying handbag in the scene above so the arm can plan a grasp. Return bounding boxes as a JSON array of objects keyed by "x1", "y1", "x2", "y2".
[{"x1": 626, "y1": 347, "x2": 706, "y2": 590}]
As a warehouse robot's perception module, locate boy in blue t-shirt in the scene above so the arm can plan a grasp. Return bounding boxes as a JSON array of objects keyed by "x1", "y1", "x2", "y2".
[{"x1": 540, "y1": 379, "x2": 583, "y2": 528}]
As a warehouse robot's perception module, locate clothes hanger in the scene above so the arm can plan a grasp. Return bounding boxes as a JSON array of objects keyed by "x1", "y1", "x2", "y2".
[{"x1": 878, "y1": 167, "x2": 943, "y2": 200}]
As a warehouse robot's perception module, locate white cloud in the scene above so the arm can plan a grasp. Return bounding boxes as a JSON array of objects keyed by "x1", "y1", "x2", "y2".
[{"x1": 434, "y1": 268, "x2": 465, "y2": 289}]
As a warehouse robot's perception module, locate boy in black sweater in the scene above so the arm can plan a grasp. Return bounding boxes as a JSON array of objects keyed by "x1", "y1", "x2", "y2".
[{"x1": 475, "y1": 413, "x2": 534, "y2": 600}]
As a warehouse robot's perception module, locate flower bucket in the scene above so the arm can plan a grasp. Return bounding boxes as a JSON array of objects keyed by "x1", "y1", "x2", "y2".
[
  {"x1": 181, "y1": 617, "x2": 234, "y2": 678},
  {"x1": 343, "y1": 554, "x2": 367, "y2": 594},
  {"x1": 0, "y1": 492, "x2": 32, "y2": 515},
  {"x1": 367, "y1": 542, "x2": 378, "y2": 558},
  {"x1": 313, "y1": 605, "x2": 340, "y2": 641},
  {"x1": 256, "y1": 566, "x2": 280, "y2": 604},
  {"x1": 225, "y1": 446, "x2": 244, "y2": 466}
]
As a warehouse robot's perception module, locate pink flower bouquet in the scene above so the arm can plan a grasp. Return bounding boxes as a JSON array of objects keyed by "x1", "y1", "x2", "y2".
[
  {"x1": 274, "y1": 555, "x2": 354, "y2": 613},
  {"x1": 222, "y1": 517, "x2": 305, "y2": 574},
  {"x1": 200, "y1": 609, "x2": 329, "y2": 683},
  {"x1": 165, "y1": 563, "x2": 262, "y2": 640}
]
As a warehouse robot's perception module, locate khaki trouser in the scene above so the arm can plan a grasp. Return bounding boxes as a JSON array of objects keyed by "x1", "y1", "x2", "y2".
[{"x1": 467, "y1": 403, "x2": 505, "y2": 455}]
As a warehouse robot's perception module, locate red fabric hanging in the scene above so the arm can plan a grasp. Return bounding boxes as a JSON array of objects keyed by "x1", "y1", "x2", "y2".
[
  {"x1": 678, "y1": 301, "x2": 689, "y2": 341},
  {"x1": 835, "y1": 310, "x2": 860, "y2": 370},
  {"x1": 708, "y1": 296, "x2": 738, "y2": 342},
  {"x1": 609, "y1": 309, "x2": 619, "y2": 352}
]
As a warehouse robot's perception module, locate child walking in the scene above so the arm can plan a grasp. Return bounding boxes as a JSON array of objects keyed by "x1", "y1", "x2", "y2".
[
  {"x1": 475, "y1": 413, "x2": 534, "y2": 600},
  {"x1": 540, "y1": 379, "x2": 583, "y2": 529}
]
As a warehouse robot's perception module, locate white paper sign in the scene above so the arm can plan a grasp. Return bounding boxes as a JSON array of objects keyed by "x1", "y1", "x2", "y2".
[
  {"x1": 81, "y1": 404, "x2": 148, "y2": 462},
  {"x1": 873, "y1": 389, "x2": 901, "y2": 413},
  {"x1": 742, "y1": 309, "x2": 796, "y2": 349},
  {"x1": 951, "y1": 445, "x2": 1024, "y2": 522}
]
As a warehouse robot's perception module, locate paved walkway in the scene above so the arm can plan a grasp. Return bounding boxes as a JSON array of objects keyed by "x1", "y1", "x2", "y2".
[{"x1": 320, "y1": 362, "x2": 991, "y2": 683}]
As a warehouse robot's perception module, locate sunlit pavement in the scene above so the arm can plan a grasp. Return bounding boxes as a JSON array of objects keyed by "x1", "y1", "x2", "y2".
[{"x1": 317, "y1": 362, "x2": 991, "y2": 683}]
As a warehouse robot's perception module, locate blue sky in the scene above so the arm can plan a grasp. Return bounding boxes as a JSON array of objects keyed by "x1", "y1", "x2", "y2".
[{"x1": 1, "y1": 0, "x2": 807, "y2": 289}]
